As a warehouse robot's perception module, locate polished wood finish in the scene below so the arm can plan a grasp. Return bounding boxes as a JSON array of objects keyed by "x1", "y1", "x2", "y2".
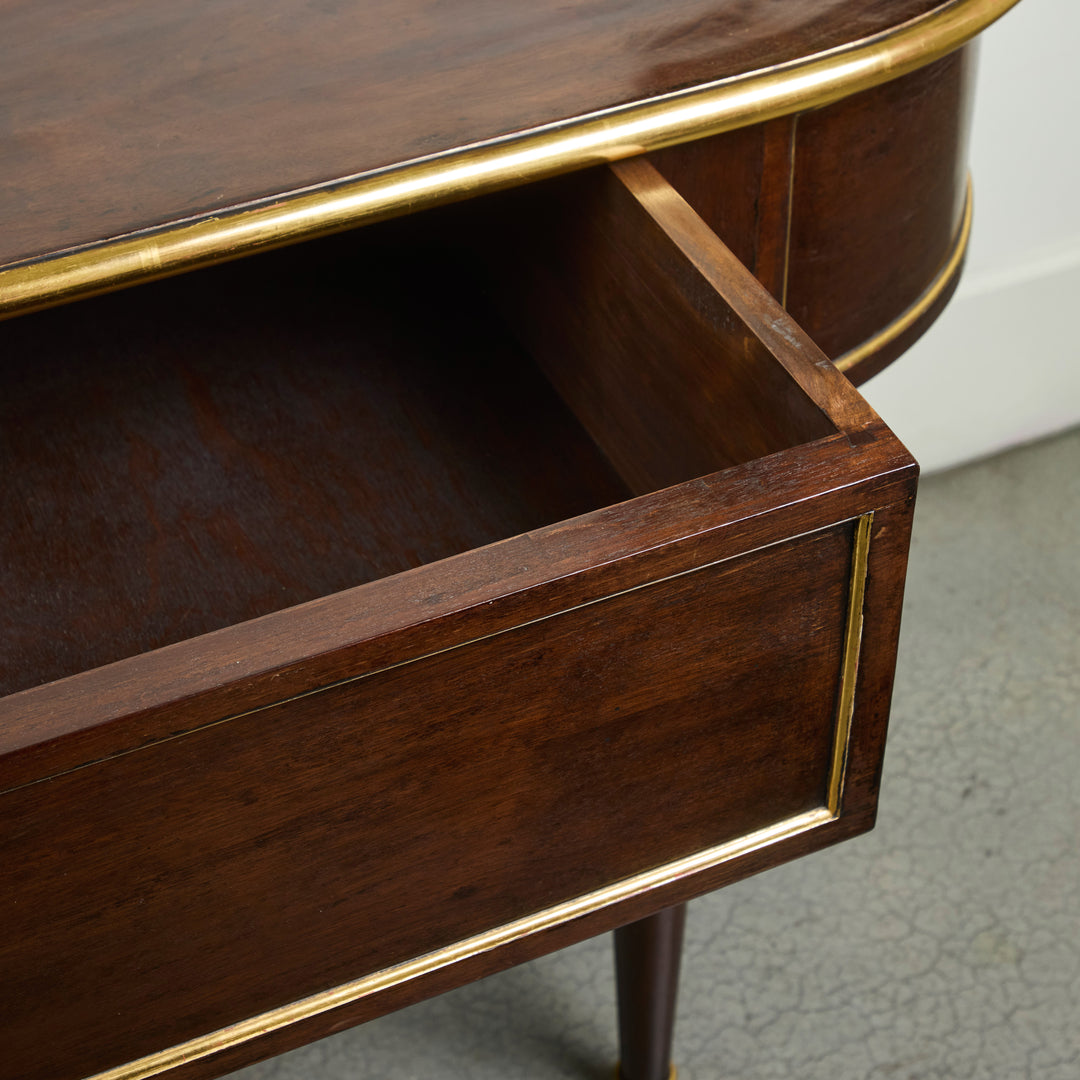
[
  {"x1": 785, "y1": 48, "x2": 976, "y2": 377},
  {"x1": 0, "y1": 2, "x2": 1005, "y2": 1076},
  {"x1": 649, "y1": 47, "x2": 975, "y2": 381},
  {"x1": 648, "y1": 118, "x2": 797, "y2": 299},
  {"x1": 0, "y1": 0, "x2": 946, "y2": 270},
  {"x1": 476, "y1": 160, "x2": 834, "y2": 496},
  {"x1": 0, "y1": 162, "x2": 918, "y2": 1080},
  {"x1": 616, "y1": 905, "x2": 688, "y2": 1080},
  {"x1": 3, "y1": 523, "x2": 851, "y2": 1079},
  {"x1": 0, "y1": 223, "x2": 629, "y2": 696}
]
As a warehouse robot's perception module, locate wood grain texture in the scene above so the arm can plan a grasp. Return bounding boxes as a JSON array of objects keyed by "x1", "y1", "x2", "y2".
[
  {"x1": 646, "y1": 116, "x2": 797, "y2": 300},
  {"x1": 0, "y1": 425, "x2": 914, "y2": 794},
  {"x1": 0, "y1": 159, "x2": 919, "y2": 1080},
  {"x1": 0, "y1": 0, "x2": 945, "y2": 269},
  {"x1": 785, "y1": 48, "x2": 975, "y2": 366},
  {"x1": 0, "y1": 222, "x2": 629, "y2": 696},
  {"x1": 0, "y1": 523, "x2": 852, "y2": 1080},
  {"x1": 604, "y1": 158, "x2": 878, "y2": 438},
  {"x1": 0, "y1": 163, "x2": 913, "y2": 790},
  {"x1": 646, "y1": 123, "x2": 770, "y2": 277},
  {"x1": 649, "y1": 51, "x2": 974, "y2": 382},
  {"x1": 475, "y1": 161, "x2": 835, "y2": 496}
]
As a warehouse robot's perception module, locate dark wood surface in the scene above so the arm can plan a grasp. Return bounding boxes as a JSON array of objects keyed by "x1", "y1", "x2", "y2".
[
  {"x1": 2, "y1": 523, "x2": 852, "y2": 1080},
  {"x1": 16, "y1": 473, "x2": 917, "y2": 1080},
  {"x1": 0, "y1": 162, "x2": 918, "y2": 1080},
  {"x1": 0, "y1": 0, "x2": 945, "y2": 270},
  {"x1": 476, "y1": 161, "x2": 835, "y2": 496},
  {"x1": 649, "y1": 48, "x2": 974, "y2": 378},
  {"x1": 139, "y1": 456, "x2": 917, "y2": 1080},
  {"x1": 616, "y1": 905, "x2": 688, "y2": 1080},
  {"x1": 648, "y1": 117, "x2": 797, "y2": 300},
  {"x1": 0, "y1": 221, "x2": 630, "y2": 696},
  {"x1": 0, "y1": 1, "x2": 992, "y2": 1076},
  {"x1": 0, "y1": 162, "x2": 909, "y2": 786},
  {"x1": 0, "y1": 424, "x2": 911, "y2": 795},
  {"x1": 785, "y1": 48, "x2": 974, "y2": 371}
]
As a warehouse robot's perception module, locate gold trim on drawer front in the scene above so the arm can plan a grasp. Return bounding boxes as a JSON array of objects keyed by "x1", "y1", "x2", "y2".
[
  {"x1": 87, "y1": 809, "x2": 835, "y2": 1080},
  {"x1": 83, "y1": 514, "x2": 875, "y2": 1080},
  {"x1": 2, "y1": 0, "x2": 1017, "y2": 320},
  {"x1": 828, "y1": 512, "x2": 874, "y2": 814}
]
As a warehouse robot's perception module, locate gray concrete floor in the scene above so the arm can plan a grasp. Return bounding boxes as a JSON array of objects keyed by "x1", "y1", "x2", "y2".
[{"x1": 231, "y1": 427, "x2": 1080, "y2": 1080}]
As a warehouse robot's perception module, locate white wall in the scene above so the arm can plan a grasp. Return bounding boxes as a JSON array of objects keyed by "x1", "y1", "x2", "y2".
[{"x1": 860, "y1": 0, "x2": 1080, "y2": 473}]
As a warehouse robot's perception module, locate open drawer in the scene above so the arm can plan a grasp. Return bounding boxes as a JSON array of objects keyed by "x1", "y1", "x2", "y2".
[{"x1": 0, "y1": 158, "x2": 916, "y2": 1080}]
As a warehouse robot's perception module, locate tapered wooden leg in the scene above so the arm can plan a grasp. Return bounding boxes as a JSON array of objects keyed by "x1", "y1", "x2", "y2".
[{"x1": 614, "y1": 903, "x2": 687, "y2": 1080}]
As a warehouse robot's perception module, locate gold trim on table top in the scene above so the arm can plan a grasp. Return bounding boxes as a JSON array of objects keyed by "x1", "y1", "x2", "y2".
[
  {"x1": 83, "y1": 515, "x2": 874, "y2": 1080},
  {"x1": 834, "y1": 177, "x2": 974, "y2": 374},
  {"x1": 1, "y1": 0, "x2": 1018, "y2": 320}
]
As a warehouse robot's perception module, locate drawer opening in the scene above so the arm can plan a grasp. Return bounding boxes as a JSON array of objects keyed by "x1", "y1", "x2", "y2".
[{"x1": 1, "y1": 162, "x2": 839, "y2": 697}]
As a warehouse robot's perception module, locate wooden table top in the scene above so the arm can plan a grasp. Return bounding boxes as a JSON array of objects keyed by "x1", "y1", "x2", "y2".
[{"x1": 0, "y1": 0, "x2": 1016, "y2": 315}]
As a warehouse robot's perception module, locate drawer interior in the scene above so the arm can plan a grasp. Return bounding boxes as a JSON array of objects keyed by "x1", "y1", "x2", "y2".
[{"x1": 0, "y1": 162, "x2": 837, "y2": 697}]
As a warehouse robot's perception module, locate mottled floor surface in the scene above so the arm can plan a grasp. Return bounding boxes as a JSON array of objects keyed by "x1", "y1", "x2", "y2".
[{"x1": 231, "y1": 428, "x2": 1080, "y2": 1080}]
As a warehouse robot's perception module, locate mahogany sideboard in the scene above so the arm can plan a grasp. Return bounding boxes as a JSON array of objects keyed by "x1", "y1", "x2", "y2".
[{"x1": 0, "y1": 3, "x2": 1019, "y2": 1079}]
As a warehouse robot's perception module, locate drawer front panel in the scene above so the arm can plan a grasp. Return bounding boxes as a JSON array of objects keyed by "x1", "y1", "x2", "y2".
[{"x1": 2, "y1": 520, "x2": 858, "y2": 1080}]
